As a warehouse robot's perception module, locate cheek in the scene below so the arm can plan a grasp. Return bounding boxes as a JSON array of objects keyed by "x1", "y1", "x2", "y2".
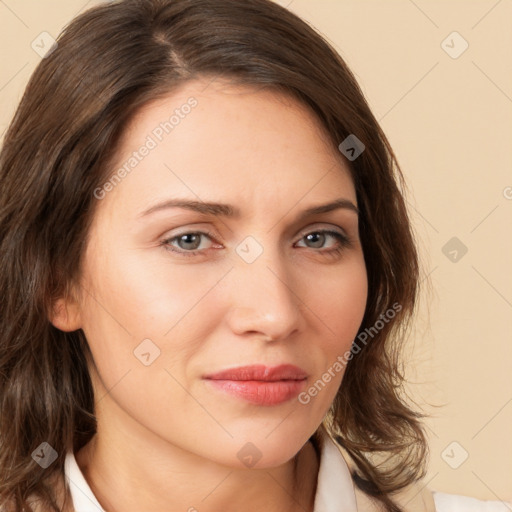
[
  {"x1": 83, "y1": 244, "x2": 190, "y2": 333},
  {"x1": 315, "y1": 256, "x2": 368, "y2": 345},
  {"x1": 306, "y1": 257, "x2": 367, "y2": 391},
  {"x1": 77, "y1": 248, "x2": 224, "y2": 384}
]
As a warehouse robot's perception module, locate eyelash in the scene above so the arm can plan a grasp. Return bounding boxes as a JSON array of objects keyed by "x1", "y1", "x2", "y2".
[{"x1": 160, "y1": 229, "x2": 352, "y2": 258}]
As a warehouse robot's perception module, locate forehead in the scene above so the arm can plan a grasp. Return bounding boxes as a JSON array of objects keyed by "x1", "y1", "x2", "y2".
[
  {"x1": 118, "y1": 77, "x2": 341, "y2": 161},
  {"x1": 97, "y1": 78, "x2": 356, "y2": 220}
]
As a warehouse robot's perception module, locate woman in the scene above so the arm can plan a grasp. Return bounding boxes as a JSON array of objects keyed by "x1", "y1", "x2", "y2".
[{"x1": 0, "y1": 0, "x2": 482, "y2": 511}]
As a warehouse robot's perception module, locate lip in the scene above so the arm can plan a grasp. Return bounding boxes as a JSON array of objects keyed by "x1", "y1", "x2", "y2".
[
  {"x1": 203, "y1": 364, "x2": 308, "y2": 406},
  {"x1": 204, "y1": 364, "x2": 308, "y2": 381}
]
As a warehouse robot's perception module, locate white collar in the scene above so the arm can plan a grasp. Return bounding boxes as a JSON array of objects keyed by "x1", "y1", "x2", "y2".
[
  {"x1": 64, "y1": 449, "x2": 104, "y2": 512},
  {"x1": 64, "y1": 428, "x2": 358, "y2": 512}
]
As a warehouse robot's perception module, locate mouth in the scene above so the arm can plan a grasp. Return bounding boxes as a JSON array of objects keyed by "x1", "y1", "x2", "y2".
[{"x1": 203, "y1": 364, "x2": 308, "y2": 406}]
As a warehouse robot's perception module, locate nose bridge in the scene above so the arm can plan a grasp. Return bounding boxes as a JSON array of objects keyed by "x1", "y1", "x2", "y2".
[{"x1": 227, "y1": 235, "x2": 303, "y2": 339}]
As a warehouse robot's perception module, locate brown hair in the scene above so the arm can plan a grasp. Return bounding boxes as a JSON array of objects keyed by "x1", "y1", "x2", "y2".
[{"x1": 0, "y1": 0, "x2": 428, "y2": 510}]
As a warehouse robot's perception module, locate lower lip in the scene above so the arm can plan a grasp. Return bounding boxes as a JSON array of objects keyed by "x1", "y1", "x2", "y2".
[{"x1": 205, "y1": 379, "x2": 307, "y2": 406}]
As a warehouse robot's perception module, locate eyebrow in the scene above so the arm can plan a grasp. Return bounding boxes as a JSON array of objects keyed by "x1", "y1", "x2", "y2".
[{"x1": 138, "y1": 197, "x2": 359, "y2": 219}]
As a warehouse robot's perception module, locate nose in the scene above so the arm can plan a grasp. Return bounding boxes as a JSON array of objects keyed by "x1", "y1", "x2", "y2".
[{"x1": 225, "y1": 243, "x2": 304, "y2": 342}]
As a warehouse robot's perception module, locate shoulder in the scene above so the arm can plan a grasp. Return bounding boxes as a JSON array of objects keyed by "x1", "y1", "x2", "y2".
[
  {"x1": 432, "y1": 490, "x2": 512, "y2": 512},
  {"x1": 334, "y1": 438, "x2": 512, "y2": 512},
  {"x1": 351, "y1": 475, "x2": 436, "y2": 512},
  {"x1": 386, "y1": 480, "x2": 436, "y2": 512},
  {"x1": 331, "y1": 439, "x2": 436, "y2": 512}
]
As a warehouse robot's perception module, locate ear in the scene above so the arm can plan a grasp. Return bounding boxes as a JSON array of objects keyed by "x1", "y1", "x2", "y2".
[{"x1": 48, "y1": 287, "x2": 83, "y2": 332}]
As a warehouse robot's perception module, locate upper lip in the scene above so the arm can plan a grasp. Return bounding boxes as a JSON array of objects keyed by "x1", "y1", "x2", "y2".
[{"x1": 204, "y1": 364, "x2": 308, "y2": 381}]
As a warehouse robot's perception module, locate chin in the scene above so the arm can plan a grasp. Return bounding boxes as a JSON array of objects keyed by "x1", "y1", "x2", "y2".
[{"x1": 204, "y1": 428, "x2": 309, "y2": 470}]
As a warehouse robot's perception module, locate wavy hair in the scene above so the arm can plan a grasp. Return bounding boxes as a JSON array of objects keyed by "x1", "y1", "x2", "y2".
[{"x1": 0, "y1": 0, "x2": 428, "y2": 510}]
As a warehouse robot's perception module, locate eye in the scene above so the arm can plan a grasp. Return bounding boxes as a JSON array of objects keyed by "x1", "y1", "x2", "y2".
[
  {"x1": 295, "y1": 229, "x2": 352, "y2": 255},
  {"x1": 161, "y1": 230, "x2": 217, "y2": 257}
]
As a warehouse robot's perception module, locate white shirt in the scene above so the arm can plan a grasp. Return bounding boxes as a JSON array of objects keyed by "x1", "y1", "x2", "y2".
[
  {"x1": 432, "y1": 491, "x2": 512, "y2": 512},
  {"x1": 64, "y1": 430, "x2": 511, "y2": 512}
]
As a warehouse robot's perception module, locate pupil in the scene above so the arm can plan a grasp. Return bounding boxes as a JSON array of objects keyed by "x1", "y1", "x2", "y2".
[
  {"x1": 180, "y1": 234, "x2": 200, "y2": 250},
  {"x1": 307, "y1": 233, "x2": 324, "y2": 248}
]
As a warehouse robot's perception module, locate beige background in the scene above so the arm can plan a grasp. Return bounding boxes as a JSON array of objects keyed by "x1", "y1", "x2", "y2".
[{"x1": 1, "y1": 0, "x2": 511, "y2": 503}]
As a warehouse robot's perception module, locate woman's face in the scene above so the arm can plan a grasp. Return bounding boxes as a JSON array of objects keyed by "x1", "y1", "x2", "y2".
[{"x1": 59, "y1": 78, "x2": 368, "y2": 468}]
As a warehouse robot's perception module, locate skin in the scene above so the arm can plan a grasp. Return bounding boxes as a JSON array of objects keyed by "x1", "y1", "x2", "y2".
[{"x1": 50, "y1": 77, "x2": 368, "y2": 512}]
